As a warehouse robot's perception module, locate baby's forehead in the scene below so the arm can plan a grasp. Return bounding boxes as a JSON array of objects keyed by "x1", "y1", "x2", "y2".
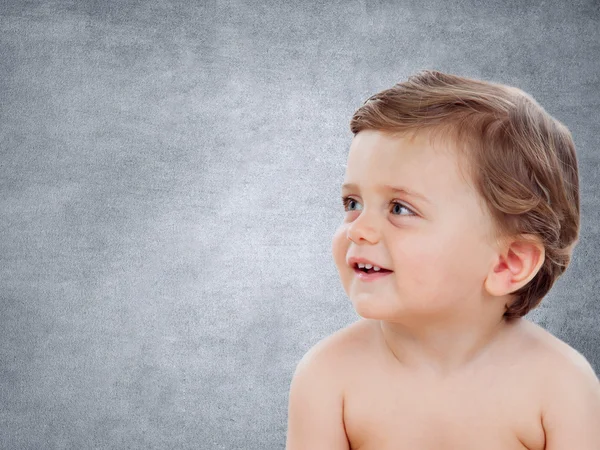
[{"x1": 348, "y1": 128, "x2": 474, "y2": 179}]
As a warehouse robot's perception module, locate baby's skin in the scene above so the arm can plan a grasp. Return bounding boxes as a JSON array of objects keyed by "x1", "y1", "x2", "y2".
[
  {"x1": 343, "y1": 317, "x2": 545, "y2": 449},
  {"x1": 287, "y1": 317, "x2": 600, "y2": 449}
]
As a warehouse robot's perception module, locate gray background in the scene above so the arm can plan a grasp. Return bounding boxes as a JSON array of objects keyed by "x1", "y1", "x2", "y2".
[{"x1": 1, "y1": 0, "x2": 599, "y2": 448}]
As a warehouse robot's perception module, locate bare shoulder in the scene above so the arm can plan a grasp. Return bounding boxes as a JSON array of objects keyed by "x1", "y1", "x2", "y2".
[
  {"x1": 516, "y1": 320, "x2": 600, "y2": 447},
  {"x1": 515, "y1": 319, "x2": 599, "y2": 380},
  {"x1": 299, "y1": 318, "x2": 374, "y2": 368},
  {"x1": 285, "y1": 319, "x2": 373, "y2": 449},
  {"x1": 515, "y1": 319, "x2": 600, "y2": 414},
  {"x1": 294, "y1": 318, "x2": 378, "y2": 393}
]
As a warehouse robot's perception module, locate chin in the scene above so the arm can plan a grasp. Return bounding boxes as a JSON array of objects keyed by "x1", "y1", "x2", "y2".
[
  {"x1": 350, "y1": 296, "x2": 441, "y2": 324},
  {"x1": 350, "y1": 295, "x2": 402, "y2": 321}
]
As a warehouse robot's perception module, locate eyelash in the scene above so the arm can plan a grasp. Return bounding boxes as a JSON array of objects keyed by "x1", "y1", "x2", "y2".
[{"x1": 341, "y1": 195, "x2": 415, "y2": 216}]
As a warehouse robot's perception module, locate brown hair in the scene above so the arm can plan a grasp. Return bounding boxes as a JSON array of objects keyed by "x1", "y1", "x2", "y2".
[{"x1": 350, "y1": 70, "x2": 580, "y2": 320}]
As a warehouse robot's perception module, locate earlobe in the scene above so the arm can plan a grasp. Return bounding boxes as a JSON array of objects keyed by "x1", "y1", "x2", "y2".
[{"x1": 483, "y1": 256, "x2": 512, "y2": 297}]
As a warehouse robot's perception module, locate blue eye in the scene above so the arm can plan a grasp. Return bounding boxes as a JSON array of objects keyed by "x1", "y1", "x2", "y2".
[{"x1": 341, "y1": 196, "x2": 415, "y2": 216}]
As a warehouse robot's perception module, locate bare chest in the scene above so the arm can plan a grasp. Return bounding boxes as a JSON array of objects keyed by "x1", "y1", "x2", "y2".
[{"x1": 343, "y1": 368, "x2": 546, "y2": 450}]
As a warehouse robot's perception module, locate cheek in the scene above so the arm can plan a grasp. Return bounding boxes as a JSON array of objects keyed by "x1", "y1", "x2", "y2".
[
  {"x1": 398, "y1": 244, "x2": 442, "y2": 286},
  {"x1": 394, "y1": 238, "x2": 464, "y2": 294},
  {"x1": 405, "y1": 235, "x2": 485, "y2": 299},
  {"x1": 331, "y1": 227, "x2": 348, "y2": 270}
]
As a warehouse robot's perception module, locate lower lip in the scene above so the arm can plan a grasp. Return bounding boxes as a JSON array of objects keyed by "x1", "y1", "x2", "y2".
[{"x1": 353, "y1": 268, "x2": 393, "y2": 281}]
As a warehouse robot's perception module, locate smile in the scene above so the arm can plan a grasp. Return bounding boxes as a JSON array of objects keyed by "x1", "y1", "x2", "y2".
[{"x1": 353, "y1": 267, "x2": 393, "y2": 281}]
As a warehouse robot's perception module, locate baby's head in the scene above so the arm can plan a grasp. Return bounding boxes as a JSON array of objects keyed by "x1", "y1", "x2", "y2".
[{"x1": 332, "y1": 70, "x2": 580, "y2": 322}]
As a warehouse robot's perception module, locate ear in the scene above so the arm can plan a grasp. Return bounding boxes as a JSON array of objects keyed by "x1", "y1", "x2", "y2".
[{"x1": 484, "y1": 234, "x2": 546, "y2": 298}]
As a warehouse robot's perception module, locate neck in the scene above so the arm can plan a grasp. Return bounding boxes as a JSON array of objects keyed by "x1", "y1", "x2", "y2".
[{"x1": 376, "y1": 310, "x2": 517, "y2": 378}]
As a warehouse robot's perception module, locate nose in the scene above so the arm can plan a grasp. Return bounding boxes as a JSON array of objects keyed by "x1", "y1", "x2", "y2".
[{"x1": 346, "y1": 211, "x2": 380, "y2": 244}]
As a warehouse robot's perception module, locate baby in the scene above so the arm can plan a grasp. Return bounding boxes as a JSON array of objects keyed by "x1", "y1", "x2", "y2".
[{"x1": 285, "y1": 70, "x2": 600, "y2": 449}]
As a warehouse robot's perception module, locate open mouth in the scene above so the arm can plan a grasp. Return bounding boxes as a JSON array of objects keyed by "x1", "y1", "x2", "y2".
[{"x1": 353, "y1": 265, "x2": 393, "y2": 274}]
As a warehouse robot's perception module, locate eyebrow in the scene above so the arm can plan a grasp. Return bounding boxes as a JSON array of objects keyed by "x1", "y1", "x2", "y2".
[{"x1": 341, "y1": 183, "x2": 432, "y2": 204}]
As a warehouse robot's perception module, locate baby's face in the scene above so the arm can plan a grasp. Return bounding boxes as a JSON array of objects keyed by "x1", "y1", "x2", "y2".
[{"x1": 331, "y1": 129, "x2": 498, "y2": 322}]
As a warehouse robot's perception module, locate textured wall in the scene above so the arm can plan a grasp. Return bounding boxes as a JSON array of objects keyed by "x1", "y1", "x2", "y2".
[{"x1": 1, "y1": 0, "x2": 598, "y2": 448}]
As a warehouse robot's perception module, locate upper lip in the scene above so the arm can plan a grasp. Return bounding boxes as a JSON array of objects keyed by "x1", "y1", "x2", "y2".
[{"x1": 347, "y1": 256, "x2": 392, "y2": 271}]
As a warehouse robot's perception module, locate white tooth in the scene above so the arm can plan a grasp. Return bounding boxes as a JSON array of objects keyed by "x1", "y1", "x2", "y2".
[
  {"x1": 357, "y1": 263, "x2": 365, "y2": 268},
  {"x1": 373, "y1": 266, "x2": 381, "y2": 271},
  {"x1": 364, "y1": 264, "x2": 373, "y2": 269}
]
